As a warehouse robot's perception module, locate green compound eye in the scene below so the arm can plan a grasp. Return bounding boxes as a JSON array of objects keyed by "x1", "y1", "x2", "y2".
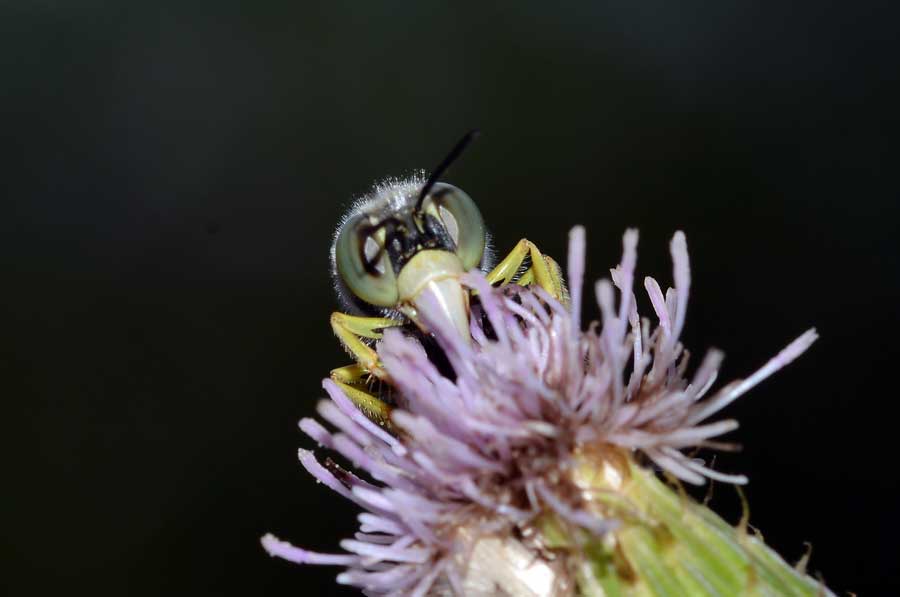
[
  {"x1": 334, "y1": 213, "x2": 400, "y2": 308},
  {"x1": 421, "y1": 183, "x2": 486, "y2": 271}
]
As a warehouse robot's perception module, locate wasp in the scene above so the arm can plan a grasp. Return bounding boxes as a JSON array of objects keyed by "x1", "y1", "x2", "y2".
[{"x1": 329, "y1": 132, "x2": 567, "y2": 425}]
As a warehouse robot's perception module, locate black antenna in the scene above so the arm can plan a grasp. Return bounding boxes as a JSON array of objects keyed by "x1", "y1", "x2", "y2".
[{"x1": 415, "y1": 129, "x2": 480, "y2": 212}]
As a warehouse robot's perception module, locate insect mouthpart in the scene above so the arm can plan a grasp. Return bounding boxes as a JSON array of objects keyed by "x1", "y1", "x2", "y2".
[{"x1": 396, "y1": 248, "x2": 471, "y2": 343}]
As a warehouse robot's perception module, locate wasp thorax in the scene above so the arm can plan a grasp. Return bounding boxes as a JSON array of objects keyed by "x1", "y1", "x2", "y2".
[{"x1": 333, "y1": 182, "x2": 486, "y2": 309}]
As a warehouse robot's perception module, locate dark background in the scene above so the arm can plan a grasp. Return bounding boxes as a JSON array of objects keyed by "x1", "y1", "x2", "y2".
[{"x1": 3, "y1": 2, "x2": 898, "y2": 595}]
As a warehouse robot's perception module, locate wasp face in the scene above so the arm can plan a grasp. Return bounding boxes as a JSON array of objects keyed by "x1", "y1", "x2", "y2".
[{"x1": 331, "y1": 178, "x2": 487, "y2": 339}]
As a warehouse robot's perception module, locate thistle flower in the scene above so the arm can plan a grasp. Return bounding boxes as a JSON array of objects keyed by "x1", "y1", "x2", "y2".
[{"x1": 263, "y1": 227, "x2": 830, "y2": 596}]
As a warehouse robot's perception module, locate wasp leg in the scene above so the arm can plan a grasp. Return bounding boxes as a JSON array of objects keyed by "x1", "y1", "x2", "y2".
[
  {"x1": 329, "y1": 364, "x2": 393, "y2": 429},
  {"x1": 330, "y1": 312, "x2": 403, "y2": 380},
  {"x1": 485, "y1": 238, "x2": 568, "y2": 303}
]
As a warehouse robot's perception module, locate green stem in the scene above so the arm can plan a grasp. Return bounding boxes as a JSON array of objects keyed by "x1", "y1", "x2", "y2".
[{"x1": 565, "y1": 450, "x2": 832, "y2": 597}]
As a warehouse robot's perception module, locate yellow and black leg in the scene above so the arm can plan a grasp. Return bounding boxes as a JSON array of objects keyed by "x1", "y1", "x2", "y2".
[
  {"x1": 486, "y1": 238, "x2": 569, "y2": 304},
  {"x1": 329, "y1": 312, "x2": 404, "y2": 378},
  {"x1": 329, "y1": 363, "x2": 393, "y2": 428},
  {"x1": 329, "y1": 312, "x2": 404, "y2": 426}
]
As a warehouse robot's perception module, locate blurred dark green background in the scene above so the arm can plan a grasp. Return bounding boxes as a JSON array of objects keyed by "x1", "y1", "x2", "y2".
[{"x1": 3, "y1": 2, "x2": 898, "y2": 595}]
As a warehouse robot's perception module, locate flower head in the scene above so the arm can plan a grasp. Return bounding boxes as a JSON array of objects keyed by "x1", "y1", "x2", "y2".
[{"x1": 263, "y1": 227, "x2": 820, "y2": 596}]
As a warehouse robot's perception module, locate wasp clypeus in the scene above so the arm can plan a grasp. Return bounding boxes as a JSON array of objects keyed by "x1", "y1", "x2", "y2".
[{"x1": 328, "y1": 132, "x2": 567, "y2": 425}]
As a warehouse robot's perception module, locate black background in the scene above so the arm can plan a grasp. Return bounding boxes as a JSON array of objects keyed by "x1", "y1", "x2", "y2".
[{"x1": 4, "y1": 2, "x2": 898, "y2": 595}]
